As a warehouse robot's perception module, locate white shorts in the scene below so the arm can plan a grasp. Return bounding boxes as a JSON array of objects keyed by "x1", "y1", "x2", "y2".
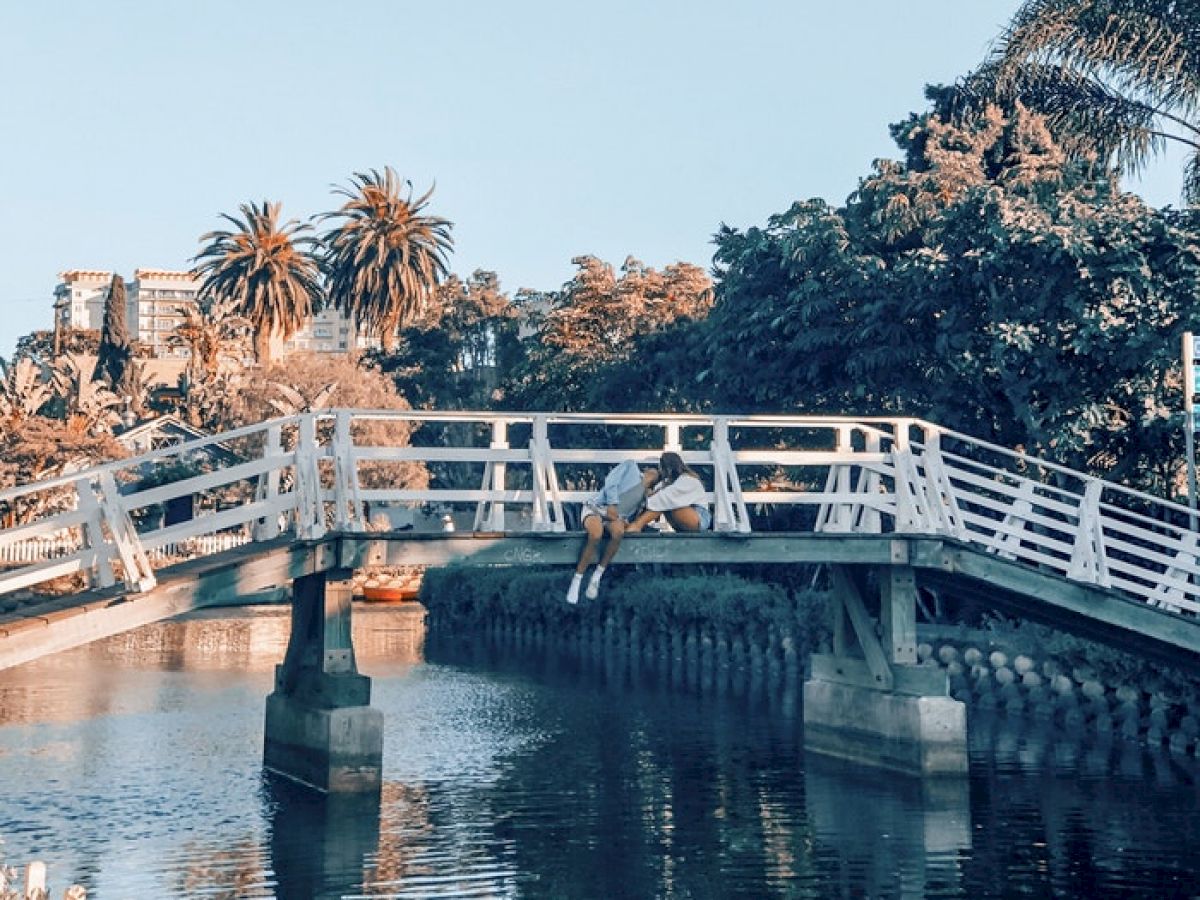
[{"x1": 581, "y1": 502, "x2": 635, "y2": 524}]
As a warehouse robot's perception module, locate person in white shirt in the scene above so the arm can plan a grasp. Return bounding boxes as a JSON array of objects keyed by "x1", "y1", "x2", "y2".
[
  {"x1": 626, "y1": 451, "x2": 712, "y2": 533},
  {"x1": 567, "y1": 460, "x2": 661, "y2": 604}
]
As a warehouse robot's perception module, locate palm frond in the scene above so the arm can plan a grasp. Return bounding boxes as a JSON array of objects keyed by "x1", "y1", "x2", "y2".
[
  {"x1": 320, "y1": 167, "x2": 454, "y2": 350},
  {"x1": 191, "y1": 200, "x2": 322, "y2": 362}
]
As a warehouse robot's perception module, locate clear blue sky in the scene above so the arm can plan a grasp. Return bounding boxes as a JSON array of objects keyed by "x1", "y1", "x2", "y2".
[{"x1": 0, "y1": 1, "x2": 1184, "y2": 359}]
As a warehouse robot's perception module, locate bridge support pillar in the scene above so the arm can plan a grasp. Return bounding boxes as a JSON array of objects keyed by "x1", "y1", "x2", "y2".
[
  {"x1": 264, "y1": 568, "x2": 383, "y2": 794},
  {"x1": 804, "y1": 563, "x2": 966, "y2": 776}
]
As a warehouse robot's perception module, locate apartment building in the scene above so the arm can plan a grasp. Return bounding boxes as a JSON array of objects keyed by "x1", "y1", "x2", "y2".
[
  {"x1": 53, "y1": 270, "x2": 119, "y2": 333},
  {"x1": 130, "y1": 269, "x2": 201, "y2": 358},
  {"x1": 281, "y1": 306, "x2": 376, "y2": 355},
  {"x1": 52, "y1": 268, "x2": 372, "y2": 360}
]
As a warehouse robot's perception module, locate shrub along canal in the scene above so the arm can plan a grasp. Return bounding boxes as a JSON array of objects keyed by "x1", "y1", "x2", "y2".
[{"x1": 0, "y1": 574, "x2": 1199, "y2": 898}]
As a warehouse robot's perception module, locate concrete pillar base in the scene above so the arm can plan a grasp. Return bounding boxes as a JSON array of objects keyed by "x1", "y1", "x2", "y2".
[
  {"x1": 804, "y1": 678, "x2": 967, "y2": 776},
  {"x1": 264, "y1": 691, "x2": 383, "y2": 794}
]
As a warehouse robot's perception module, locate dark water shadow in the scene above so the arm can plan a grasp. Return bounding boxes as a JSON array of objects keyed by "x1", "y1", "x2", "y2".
[
  {"x1": 263, "y1": 773, "x2": 382, "y2": 900},
  {"x1": 804, "y1": 753, "x2": 971, "y2": 899}
]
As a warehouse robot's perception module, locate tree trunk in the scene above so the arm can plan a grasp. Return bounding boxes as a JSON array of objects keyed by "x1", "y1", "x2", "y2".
[
  {"x1": 254, "y1": 328, "x2": 273, "y2": 366},
  {"x1": 380, "y1": 325, "x2": 396, "y2": 353}
]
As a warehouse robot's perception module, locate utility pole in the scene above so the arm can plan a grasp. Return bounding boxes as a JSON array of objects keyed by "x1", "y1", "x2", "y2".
[{"x1": 1185, "y1": 332, "x2": 1198, "y2": 517}]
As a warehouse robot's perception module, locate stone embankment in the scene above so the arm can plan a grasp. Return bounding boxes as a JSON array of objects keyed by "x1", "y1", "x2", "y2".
[
  {"x1": 916, "y1": 630, "x2": 1200, "y2": 756},
  {"x1": 421, "y1": 568, "x2": 1200, "y2": 756},
  {"x1": 427, "y1": 602, "x2": 810, "y2": 685}
]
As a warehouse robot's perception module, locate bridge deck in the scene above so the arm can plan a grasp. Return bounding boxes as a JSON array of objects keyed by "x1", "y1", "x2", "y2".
[{"x1": 3, "y1": 531, "x2": 1198, "y2": 673}]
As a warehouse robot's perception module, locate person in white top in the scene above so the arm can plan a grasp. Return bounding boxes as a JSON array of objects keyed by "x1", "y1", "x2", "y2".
[
  {"x1": 566, "y1": 461, "x2": 660, "y2": 604},
  {"x1": 626, "y1": 451, "x2": 712, "y2": 533}
]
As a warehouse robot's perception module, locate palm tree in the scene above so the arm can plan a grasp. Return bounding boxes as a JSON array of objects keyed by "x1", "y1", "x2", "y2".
[
  {"x1": 49, "y1": 354, "x2": 124, "y2": 436},
  {"x1": 192, "y1": 201, "x2": 322, "y2": 364},
  {"x1": 320, "y1": 168, "x2": 454, "y2": 352},
  {"x1": 167, "y1": 299, "x2": 252, "y2": 383},
  {"x1": 0, "y1": 356, "x2": 53, "y2": 430},
  {"x1": 950, "y1": 0, "x2": 1200, "y2": 201}
]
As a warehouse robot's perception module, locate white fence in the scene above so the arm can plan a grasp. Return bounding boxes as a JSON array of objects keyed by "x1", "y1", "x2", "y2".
[
  {"x1": 0, "y1": 409, "x2": 1197, "y2": 617},
  {"x1": 0, "y1": 532, "x2": 249, "y2": 566}
]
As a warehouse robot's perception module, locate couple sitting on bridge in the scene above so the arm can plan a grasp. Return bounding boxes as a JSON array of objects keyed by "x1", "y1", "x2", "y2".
[{"x1": 566, "y1": 451, "x2": 711, "y2": 604}]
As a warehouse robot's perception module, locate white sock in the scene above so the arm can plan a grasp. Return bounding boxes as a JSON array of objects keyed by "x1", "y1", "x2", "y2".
[{"x1": 566, "y1": 573, "x2": 583, "y2": 604}]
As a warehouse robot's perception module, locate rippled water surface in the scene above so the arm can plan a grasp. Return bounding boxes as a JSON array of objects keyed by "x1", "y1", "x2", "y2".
[{"x1": 1, "y1": 607, "x2": 1199, "y2": 898}]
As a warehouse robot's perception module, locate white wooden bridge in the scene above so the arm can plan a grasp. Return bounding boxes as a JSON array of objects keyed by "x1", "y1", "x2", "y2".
[{"x1": 2, "y1": 409, "x2": 1199, "y2": 673}]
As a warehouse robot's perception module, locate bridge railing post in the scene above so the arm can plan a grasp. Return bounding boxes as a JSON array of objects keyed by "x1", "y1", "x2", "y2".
[
  {"x1": 253, "y1": 423, "x2": 284, "y2": 541},
  {"x1": 890, "y1": 422, "x2": 940, "y2": 535},
  {"x1": 815, "y1": 425, "x2": 856, "y2": 533},
  {"x1": 331, "y1": 410, "x2": 364, "y2": 532},
  {"x1": 529, "y1": 416, "x2": 565, "y2": 532},
  {"x1": 917, "y1": 428, "x2": 966, "y2": 539},
  {"x1": 75, "y1": 475, "x2": 115, "y2": 589},
  {"x1": 97, "y1": 470, "x2": 155, "y2": 593},
  {"x1": 995, "y1": 478, "x2": 1036, "y2": 560},
  {"x1": 710, "y1": 418, "x2": 750, "y2": 533},
  {"x1": 1068, "y1": 478, "x2": 1110, "y2": 587},
  {"x1": 856, "y1": 431, "x2": 883, "y2": 533},
  {"x1": 663, "y1": 423, "x2": 682, "y2": 453},
  {"x1": 474, "y1": 419, "x2": 508, "y2": 532},
  {"x1": 295, "y1": 414, "x2": 326, "y2": 541}
]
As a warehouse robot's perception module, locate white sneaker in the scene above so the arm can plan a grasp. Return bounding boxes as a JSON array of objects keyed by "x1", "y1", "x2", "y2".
[
  {"x1": 585, "y1": 578, "x2": 601, "y2": 600},
  {"x1": 566, "y1": 581, "x2": 580, "y2": 605}
]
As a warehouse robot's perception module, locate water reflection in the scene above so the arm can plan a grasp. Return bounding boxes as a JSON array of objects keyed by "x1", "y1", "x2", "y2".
[
  {"x1": 424, "y1": 636, "x2": 820, "y2": 899},
  {"x1": 266, "y1": 775, "x2": 381, "y2": 900},
  {"x1": 2, "y1": 614, "x2": 1200, "y2": 898},
  {"x1": 804, "y1": 756, "x2": 970, "y2": 899},
  {"x1": 0, "y1": 605, "x2": 424, "y2": 726}
]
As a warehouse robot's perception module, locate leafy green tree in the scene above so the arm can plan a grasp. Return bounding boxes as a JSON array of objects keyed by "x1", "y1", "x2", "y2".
[
  {"x1": 321, "y1": 168, "x2": 454, "y2": 352},
  {"x1": 0, "y1": 357, "x2": 53, "y2": 432},
  {"x1": 167, "y1": 299, "x2": 252, "y2": 384},
  {"x1": 380, "y1": 269, "x2": 519, "y2": 410},
  {"x1": 708, "y1": 104, "x2": 1200, "y2": 494},
  {"x1": 0, "y1": 417, "x2": 124, "y2": 525},
  {"x1": 507, "y1": 255, "x2": 713, "y2": 411},
  {"x1": 17, "y1": 329, "x2": 100, "y2": 360},
  {"x1": 93, "y1": 274, "x2": 133, "y2": 398},
  {"x1": 192, "y1": 201, "x2": 322, "y2": 365},
  {"x1": 218, "y1": 352, "x2": 428, "y2": 492},
  {"x1": 949, "y1": 0, "x2": 1200, "y2": 201},
  {"x1": 48, "y1": 353, "x2": 125, "y2": 437}
]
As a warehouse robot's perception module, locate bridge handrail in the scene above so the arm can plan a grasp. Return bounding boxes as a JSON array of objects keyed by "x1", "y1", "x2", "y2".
[
  {"x1": 929, "y1": 424, "x2": 1198, "y2": 520},
  {"x1": 1, "y1": 409, "x2": 1196, "y2": 622}
]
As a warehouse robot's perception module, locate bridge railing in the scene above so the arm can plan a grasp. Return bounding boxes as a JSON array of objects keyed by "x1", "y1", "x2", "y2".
[
  {"x1": 909, "y1": 427, "x2": 1200, "y2": 615},
  {"x1": 0, "y1": 409, "x2": 1197, "y2": 619}
]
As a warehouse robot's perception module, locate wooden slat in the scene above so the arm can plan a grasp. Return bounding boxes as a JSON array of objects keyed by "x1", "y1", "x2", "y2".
[
  {"x1": 123, "y1": 453, "x2": 294, "y2": 510},
  {"x1": 0, "y1": 512, "x2": 88, "y2": 549}
]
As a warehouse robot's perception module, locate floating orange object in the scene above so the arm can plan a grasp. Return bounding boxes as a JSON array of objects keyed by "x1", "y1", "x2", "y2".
[{"x1": 361, "y1": 584, "x2": 420, "y2": 602}]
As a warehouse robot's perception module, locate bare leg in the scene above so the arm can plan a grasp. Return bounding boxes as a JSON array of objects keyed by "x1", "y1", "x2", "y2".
[
  {"x1": 626, "y1": 508, "x2": 661, "y2": 533},
  {"x1": 597, "y1": 519, "x2": 626, "y2": 566},
  {"x1": 665, "y1": 507, "x2": 702, "y2": 532},
  {"x1": 576, "y1": 514, "x2": 604, "y2": 574}
]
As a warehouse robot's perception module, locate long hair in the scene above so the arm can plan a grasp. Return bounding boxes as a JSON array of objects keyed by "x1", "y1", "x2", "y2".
[{"x1": 658, "y1": 451, "x2": 699, "y2": 485}]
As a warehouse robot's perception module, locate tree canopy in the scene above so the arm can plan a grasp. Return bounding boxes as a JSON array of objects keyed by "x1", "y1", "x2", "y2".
[
  {"x1": 507, "y1": 255, "x2": 713, "y2": 411},
  {"x1": 946, "y1": 0, "x2": 1200, "y2": 202},
  {"x1": 93, "y1": 274, "x2": 133, "y2": 400},
  {"x1": 707, "y1": 104, "x2": 1200, "y2": 494},
  {"x1": 379, "y1": 269, "x2": 518, "y2": 410}
]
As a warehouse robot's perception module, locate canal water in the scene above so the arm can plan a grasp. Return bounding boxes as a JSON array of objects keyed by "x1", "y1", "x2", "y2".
[{"x1": 1, "y1": 606, "x2": 1198, "y2": 899}]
